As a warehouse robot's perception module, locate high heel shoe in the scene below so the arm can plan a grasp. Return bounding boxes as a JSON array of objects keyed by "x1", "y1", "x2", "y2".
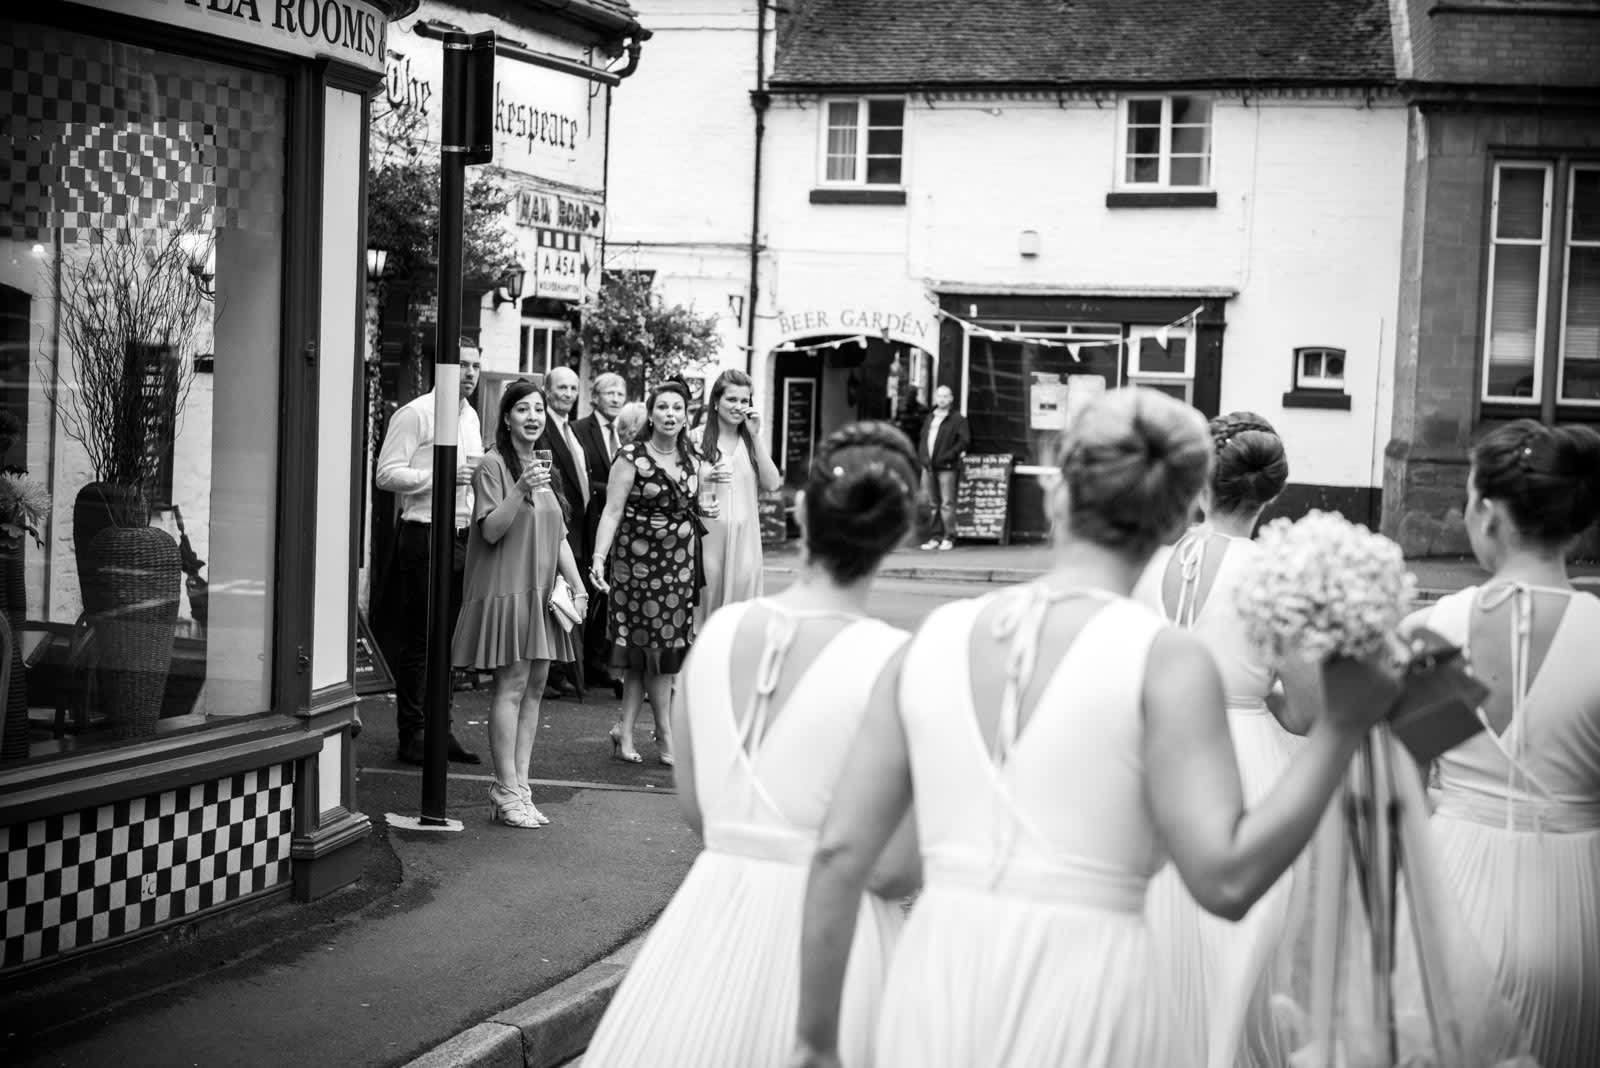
[
  {"x1": 489, "y1": 784, "x2": 540, "y2": 829},
  {"x1": 516, "y1": 784, "x2": 551, "y2": 826},
  {"x1": 609, "y1": 726, "x2": 643, "y2": 764}
]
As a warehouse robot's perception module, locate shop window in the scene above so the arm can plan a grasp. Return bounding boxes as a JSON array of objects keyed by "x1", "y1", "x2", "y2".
[
  {"x1": 1482, "y1": 160, "x2": 1600, "y2": 409},
  {"x1": 1125, "y1": 326, "x2": 1196, "y2": 406},
  {"x1": 0, "y1": 21, "x2": 286, "y2": 764},
  {"x1": 1284, "y1": 346, "x2": 1352, "y2": 410},
  {"x1": 1118, "y1": 96, "x2": 1212, "y2": 189},
  {"x1": 813, "y1": 98, "x2": 906, "y2": 204}
]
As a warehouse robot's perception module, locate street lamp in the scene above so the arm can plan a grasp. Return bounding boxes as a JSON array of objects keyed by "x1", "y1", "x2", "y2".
[
  {"x1": 366, "y1": 247, "x2": 389, "y2": 278},
  {"x1": 493, "y1": 264, "x2": 526, "y2": 308}
]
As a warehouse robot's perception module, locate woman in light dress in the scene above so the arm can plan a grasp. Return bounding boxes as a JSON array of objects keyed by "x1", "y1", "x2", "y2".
[
  {"x1": 584, "y1": 421, "x2": 923, "y2": 1068},
  {"x1": 1402, "y1": 420, "x2": 1600, "y2": 1068},
  {"x1": 1135, "y1": 411, "x2": 1305, "y2": 1068},
  {"x1": 450, "y1": 380, "x2": 584, "y2": 829},
  {"x1": 693, "y1": 369, "x2": 783, "y2": 628},
  {"x1": 791, "y1": 387, "x2": 1400, "y2": 1068}
]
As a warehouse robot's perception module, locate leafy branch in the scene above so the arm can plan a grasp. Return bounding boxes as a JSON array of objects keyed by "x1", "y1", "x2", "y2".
[{"x1": 573, "y1": 269, "x2": 722, "y2": 391}]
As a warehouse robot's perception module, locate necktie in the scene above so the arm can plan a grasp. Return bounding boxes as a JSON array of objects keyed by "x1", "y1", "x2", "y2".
[{"x1": 605, "y1": 420, "x2": 618, "y2": 461}]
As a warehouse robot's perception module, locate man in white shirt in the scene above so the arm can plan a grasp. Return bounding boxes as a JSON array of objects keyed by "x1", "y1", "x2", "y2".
[
  {"x1": 374, "y1": 339, "x2": 484, "y2": 765},
  {"x1": 573, "y1": 371, "x2": 627, "y2": 689}
]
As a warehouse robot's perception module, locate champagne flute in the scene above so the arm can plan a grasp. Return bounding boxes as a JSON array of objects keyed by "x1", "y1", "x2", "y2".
[{"x1": 532, "y1": 449, "x2": 553, "y2": 492}]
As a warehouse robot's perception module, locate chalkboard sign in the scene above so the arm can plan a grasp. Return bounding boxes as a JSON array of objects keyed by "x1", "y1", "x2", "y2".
[
  {"x1": 953, "y1": 453, "x2": 1015, "y2": 545},
  {"x1": 759, "y1": 492, "x2": 788, "y2": 546},
  {"x1": 354, "y1": 611, "x2": 395, "y2": 696},
  {"x1": 781, "y1": 379, "x2": 817, "y2": 486}
]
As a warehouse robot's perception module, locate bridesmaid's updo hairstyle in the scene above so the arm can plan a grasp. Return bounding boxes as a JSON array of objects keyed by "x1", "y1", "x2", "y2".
[
  {"x1": 1208, "y1": 411, "x2": 1289, "y2": 516},
  {"x1": 803, "y1": 421, "x2": 921, "y2": 584},
  {"x1": 1056, "y1": 387, "x2": 1212, "y2": 558},
  {"x1": 1472, "y1": 419, "x2": 1600, "y2": 547}
]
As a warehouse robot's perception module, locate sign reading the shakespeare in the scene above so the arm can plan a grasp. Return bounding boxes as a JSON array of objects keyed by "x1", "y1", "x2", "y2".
[
  {"x1": 383, "y1": 21, "x2": 606, "y2": 191},
  {"x1": 77, "y1": 0, "x2": 389, "y2": 73}
]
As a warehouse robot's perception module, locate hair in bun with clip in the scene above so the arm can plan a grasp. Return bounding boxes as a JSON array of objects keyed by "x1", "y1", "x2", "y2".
[
  {"x1": 1472, "y1": 419, "x2": 1600, "y2": 547},
  {"x1": 1208, "y1": 410, "x2": 1289, "y2": 516},
  {"x1": 1055, "y1": 387, "x2": 1212, "y2": 558},
  {"x1": 803, "y1": 421, "x2": 922, "y2": 584}
]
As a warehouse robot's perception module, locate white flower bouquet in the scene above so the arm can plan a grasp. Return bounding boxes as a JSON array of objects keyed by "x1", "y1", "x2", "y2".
[{"x1": 1235, "y1": 510, "x2": 1416, "y2": 664}]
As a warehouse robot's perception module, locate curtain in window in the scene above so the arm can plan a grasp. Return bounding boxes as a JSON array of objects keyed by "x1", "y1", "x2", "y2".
[
  {"x1": 1486, "y1": 167, "x2": 1548, "y2": 399},
  {"x1": 825, "y1": 102, "x2": 857, "y2": 182}
]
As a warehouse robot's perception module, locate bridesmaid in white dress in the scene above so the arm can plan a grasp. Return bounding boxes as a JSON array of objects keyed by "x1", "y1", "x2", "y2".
[
  {"x1": 1134, "y1": 411, "x2": 1305, "y2": 1068},
  {"x1": 694, "y1": 369, "x2": 783, "y2": 629},
  {"x1": 790, "y1": 388, "x2": 1400, "y2": 1068},
  {"x1": 1403, "y1": 420, "x2": 1600, "y2": 1068},
  {"x1": 584, "y1": 421, "x2": 923, "y2": 1068}
]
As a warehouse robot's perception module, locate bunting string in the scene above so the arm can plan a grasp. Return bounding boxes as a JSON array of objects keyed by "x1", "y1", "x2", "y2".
[{"x1": 932, "y1": 304, "x2": 1205, "y2": 361}]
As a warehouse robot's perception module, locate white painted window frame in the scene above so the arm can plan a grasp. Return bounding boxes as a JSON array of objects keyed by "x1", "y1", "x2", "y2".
[
  {"x1": 1294, "y1": 346, "x2": 1347, "y2": 391},
  {"x1": 817, "y1": 96, "x2": 906, "y2": 188},
  {"x1": 1116, "y1": 95, "x2": 1213, "y2": 191},
  {"x1": 1481, "y1": 161, "x2": 1553, "y2": 404},
  {"x1": 1558, "y1": 163, "x2": 1600, "y2": 406}
]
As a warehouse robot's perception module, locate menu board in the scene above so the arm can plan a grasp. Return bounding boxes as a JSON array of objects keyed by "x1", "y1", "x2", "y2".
[
  {"x1": 758, "y1": 492, "x2": 788, "y2": 546},
  {"x1": 354, "y1": 611, "x2": 395, "y2": 696},
  {"x1": 782, "y1": 379, "x2": 817, "y2": 486},
  {"x1": 953, "y1": 453, "x2": 1015, "y2": 545}
]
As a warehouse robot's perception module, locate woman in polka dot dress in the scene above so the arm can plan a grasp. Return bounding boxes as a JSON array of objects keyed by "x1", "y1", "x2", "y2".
[{"x1": 591, "y1": 379, "x2": 717, "y2": 766}]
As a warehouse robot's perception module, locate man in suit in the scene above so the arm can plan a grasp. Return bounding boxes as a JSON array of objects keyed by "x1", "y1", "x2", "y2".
[
  {"x1": 916, "y1": 384, "x2": 970, "y2": 551},
  {"x1": 572, "y1": 371, "x2": 627, "y2": 688},
  {"x1": 537, "y1": 365, "x2": 591, "y2": 695}
]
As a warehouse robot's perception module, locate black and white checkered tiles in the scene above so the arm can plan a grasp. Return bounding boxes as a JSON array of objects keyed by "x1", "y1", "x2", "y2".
[{"x1": 2, "y1": 763, "x2": 294, "y2": 970}]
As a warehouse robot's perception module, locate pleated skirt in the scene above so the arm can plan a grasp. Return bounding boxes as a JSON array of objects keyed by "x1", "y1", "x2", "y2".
[
  {"x1": 876, "y1": 886, "x2": 1170, "y2": 1067},
  {"x1": 582, "y1": 851, "x2": 902, "y2": 1068},
  {"x1": 1433, "y1": 814, "x2": 1600, "y2": 1068},
  {"x1": 1144, "y1": 709, "x2": 1298, "y2": 1068}
]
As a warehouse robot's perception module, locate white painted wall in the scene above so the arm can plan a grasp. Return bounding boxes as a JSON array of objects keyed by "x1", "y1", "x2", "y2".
[{"x1": 755, "y1": 93, "x2": 1409, "y2": 491}]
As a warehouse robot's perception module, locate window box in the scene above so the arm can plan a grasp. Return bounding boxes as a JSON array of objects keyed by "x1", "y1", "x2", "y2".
[
  {"x1": 1105, "y1": 190, "x2": 1218, "y2": 209},
  {"x1": 818, "y1": 97, "x2": 905, "y2": 190},
  {"x1": 808, "y1": 188, "x2": 907, "y2": 206},
  {"x1": 1284, "y1": 346, "x2": 1352, "y2": 409},
  {"x1": 1117, "y1": 96, "x2": 1213, "y2": 192}
]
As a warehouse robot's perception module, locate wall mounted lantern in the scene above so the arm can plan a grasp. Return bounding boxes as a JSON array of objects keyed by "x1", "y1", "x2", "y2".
[{"x1": 493, "y1": 264, "x2": 527, "y2": 308}]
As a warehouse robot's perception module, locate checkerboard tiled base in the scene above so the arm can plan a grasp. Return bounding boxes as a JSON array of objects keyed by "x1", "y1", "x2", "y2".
[{"x1": 1, "y1": 763, "x2": 295, "y2": 970}]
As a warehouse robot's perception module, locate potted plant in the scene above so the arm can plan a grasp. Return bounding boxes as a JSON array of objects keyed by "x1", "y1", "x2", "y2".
[{"x1": 45, "y1": 226, "x2": 204, "y2": 738}]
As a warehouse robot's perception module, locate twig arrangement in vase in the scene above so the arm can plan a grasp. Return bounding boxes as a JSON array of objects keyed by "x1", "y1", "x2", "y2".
[{"x1": 41, "y1": 223, "x2": 209, "y2": 737}]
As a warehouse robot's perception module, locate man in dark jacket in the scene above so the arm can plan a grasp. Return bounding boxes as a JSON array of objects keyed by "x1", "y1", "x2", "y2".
[
  {"x1": 537, "y1": 365, "x2": 591, "y2": 695},
  {"x1": 916, "y1": 384, "x2": 970, "y2": 550},
  {"x1": 572, "y1": 371, "x2": 627, "y2": 690}
]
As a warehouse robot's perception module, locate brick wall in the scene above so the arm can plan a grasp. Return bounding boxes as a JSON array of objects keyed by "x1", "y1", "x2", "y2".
[
  {"x1": 1382, "y1": 104, "x2": 1600, "y2": 557},
  {"x1": 1405, "y1": 0, "x2": 1600, "y2": 87}
]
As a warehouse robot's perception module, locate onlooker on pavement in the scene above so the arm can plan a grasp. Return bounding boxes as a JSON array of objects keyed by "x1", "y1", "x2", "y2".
[
  {"x1": 537, "y1": 365, "x2": 591, "y2": 696},
  {"x1": 373, "y1": 337, "x2": 484, "y2": 766},
  {"x1": 450, "y1": 380, "x2": 585, "y2": 829},
  {"x1": 590, "y1": 379, "x2": 713, "y2": 766},
  {"x1": 692, "y1": 369, "x2": 782, "y2": 628},
  {"x1": 583, "y1": 420, "x2": 923, "y2": 1068},
  {"x1": 574, "y1": 371, "x2": 629, "y2": 693},
  {"x1": 916, "y1": 384, "x2": 970, "y2": 552}
]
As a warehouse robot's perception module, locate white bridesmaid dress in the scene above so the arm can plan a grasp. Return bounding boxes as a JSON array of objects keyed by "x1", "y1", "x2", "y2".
[
  {"x1": 874, "y1": 586, "x2": 1177, "y2": 1066},
  {"x1": 1421, "y1": 585, "x2": 1600, "y2": 1068},
  {"x1": 1135, "y1": 532, "x2": 1299, "y2": 1068},
  {"x1": 582, "y1": 601, "x2": 909, "y2": 1068}
]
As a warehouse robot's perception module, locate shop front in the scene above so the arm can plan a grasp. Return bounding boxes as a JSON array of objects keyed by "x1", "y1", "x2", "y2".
[{"x1": 0, "y1": 0, "x2": 412, "y2": 974}]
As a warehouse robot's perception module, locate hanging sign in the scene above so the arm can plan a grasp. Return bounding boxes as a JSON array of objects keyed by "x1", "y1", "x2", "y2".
[{"x1": 77, "y1": 0, "x2": 389, "y2": 73}]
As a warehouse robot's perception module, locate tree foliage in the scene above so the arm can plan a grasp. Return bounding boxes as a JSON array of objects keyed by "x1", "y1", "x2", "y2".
[{"x1": 574, "y1": 270, "x2": 722, "y2": 391}]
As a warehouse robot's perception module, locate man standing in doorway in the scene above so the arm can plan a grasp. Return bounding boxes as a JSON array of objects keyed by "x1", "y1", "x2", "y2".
[
  {"x1": 374, "y1": 338, "x2": 484, "y2": 766},
  {"x1": 574, "y1": 371, "x2": 627, "y2": 690},
  {"x1": 917, "y1": 384, "x2": 969, "y2": 551},
  {"x1": 537, "y1": 365, "x2": 591, "y2": 694}
]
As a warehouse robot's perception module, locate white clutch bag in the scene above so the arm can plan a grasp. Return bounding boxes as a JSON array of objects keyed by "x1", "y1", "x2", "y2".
[{"x1": 548, "y1": 575, "x2": 583, "y2": 632}]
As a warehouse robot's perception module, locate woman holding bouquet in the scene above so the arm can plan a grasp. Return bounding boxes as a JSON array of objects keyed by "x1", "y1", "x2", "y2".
[
  {"x1": 451, "y1": 380, "x2": 585, "y2": 829},
  {"x1": 790, "y1": 387, "x2": 1400, "y2": 1068},
  {"x1": 1404, "y1": 420, "x2": 1600, "y2": 1068},
  {"x1": 1135, "y1": 411, "x2": 1302, "y2": 1067},
  {"x1": 584, "y1": 422, "x2": 921, "y2": 1067}
]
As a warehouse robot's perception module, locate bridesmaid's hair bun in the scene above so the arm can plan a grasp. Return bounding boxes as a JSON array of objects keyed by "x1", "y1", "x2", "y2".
[
  {"x1": 1209, "y1": 411, "x2": 1289, "y2": 515},
  {"x1": 804, "y1": 421, "x2": 922, "y2": 584},
  {"x1": 1056, "y1": 388, "x2": 1212, "y2": 558},
  {"x1": 1474, "y1": 420, "x2": 1600, "y2": 545}
]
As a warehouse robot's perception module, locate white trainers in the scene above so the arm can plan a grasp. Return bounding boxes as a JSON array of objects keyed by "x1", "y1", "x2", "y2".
[
  {"x1": 920, "y1": 538, "x2": 940, "y2": 550},
  {"x1": 938, "y1": 540, "x2": 954, "y2": 551}
]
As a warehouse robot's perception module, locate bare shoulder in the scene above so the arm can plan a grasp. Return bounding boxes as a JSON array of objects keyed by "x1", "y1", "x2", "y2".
[{"x1": 1144, "y1": 626, "x2": 1222, "y2": 702}]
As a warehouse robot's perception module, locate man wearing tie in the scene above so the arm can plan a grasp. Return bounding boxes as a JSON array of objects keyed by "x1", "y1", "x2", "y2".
[
  {"x1": 537, "y1": 365, "x2": 592, "y2": 694},
  {"x1": 573, "y1": 372, "x2": 627, "y2": 690}
]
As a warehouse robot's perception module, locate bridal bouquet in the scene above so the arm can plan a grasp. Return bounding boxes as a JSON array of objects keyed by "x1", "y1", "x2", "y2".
[{"x1": 1234, "y1": 510, "x2": 1415, "y2": 663}]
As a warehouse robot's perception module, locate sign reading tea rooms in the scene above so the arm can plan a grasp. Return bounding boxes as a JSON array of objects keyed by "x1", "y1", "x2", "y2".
[{"x1": 79, "y1": 0, "x2": 390, "y2": 74}]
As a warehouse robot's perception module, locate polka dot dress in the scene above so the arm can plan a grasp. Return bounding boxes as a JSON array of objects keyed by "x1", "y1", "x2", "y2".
[{"x1": 606, "y1": 442, "x2": 703, "y2": 675}]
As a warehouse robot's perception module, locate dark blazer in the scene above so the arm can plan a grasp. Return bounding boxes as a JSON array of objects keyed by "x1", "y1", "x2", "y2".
[
  {"x1": 917, "y1": 409, "x2": 971, "y2": 472},
  {"x1": 536, "y1": 416, "x2": 590, "y2": 559},
  {"x1": 572, "y1": 413, "x2": 615, "y2": 498}
]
